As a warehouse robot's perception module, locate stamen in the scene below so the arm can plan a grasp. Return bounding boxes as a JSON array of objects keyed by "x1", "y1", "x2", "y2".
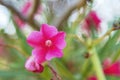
[{"x1": 45, "y1": 40, "x2": 52, "y2": 47}]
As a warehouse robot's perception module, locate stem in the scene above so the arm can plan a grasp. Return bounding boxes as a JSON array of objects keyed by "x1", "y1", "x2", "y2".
[
  {"x1": 48, "y1": 63, "x2": 62, "y2": 80},
  {"x1": 55, "y1": 0, "x2": 86, "y2": 29},
  {"x1": 112, "y1": 49, "x2": 120, "y2": 62},
  {"x1": 68, "y1": 34, "x2": 87, "y2": 47},
  {"x1": 93, "y1": 28, "x2": 114, "y2": 45},
  {"x1": 89, "y1": 48, "x2": 106, "y2": 80},
  {"x1": 81, "y1": 59, "x2": 90, "y2": 79},
  {"x1": 76, "y1": 35, "x2": 86, "y2": 46}
]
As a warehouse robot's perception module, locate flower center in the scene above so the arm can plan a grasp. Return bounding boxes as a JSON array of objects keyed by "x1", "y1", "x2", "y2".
[{"x1": 45, "y1": 40, "x2": 52, "y2": 47}]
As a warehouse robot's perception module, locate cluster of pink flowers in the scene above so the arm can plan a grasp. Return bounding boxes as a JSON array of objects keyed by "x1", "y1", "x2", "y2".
[
  {"x1": 25, "y1": 24, "x2": 66, "y2": 73},
  {"x1": 81, "y1": 11, "x2": 101, "y2": 36},
  {"x1": 88, "y1": 58, "x2": 120, "y2": 80}
]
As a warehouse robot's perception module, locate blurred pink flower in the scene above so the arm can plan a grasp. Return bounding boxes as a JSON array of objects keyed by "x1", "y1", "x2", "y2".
[
  {"x1": 88, "y1": 76, "x2": 97, "y2": 80},
  {"x1": 22, "y1": 1, "x2": 32, "y2": 15},
  {"x1": 27, "y1": 24, "x2": 66, "y2": 63},
  {"x1": 88, "y1": 59, "x2": 120, "y2": 79},
  {"x1": 14, "y1": 1, "x2": 32, "y2": 28},
  {"x1": 82, "y1": 11, "x2": 101, "y2": 36},
  {"x1": 103, "y1": 60, "x2": 120, "y2": 76},
  {"x1": 25, "y1": 56, "x2": 44, "y2": 73},
  {"x1": 14, "y1": 16, "x2": 25, "y2": 28}
]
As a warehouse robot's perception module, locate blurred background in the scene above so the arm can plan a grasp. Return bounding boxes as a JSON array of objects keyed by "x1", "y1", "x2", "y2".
[{"x1": 0, "y1": 0, "x2": 120, "y2": 80}]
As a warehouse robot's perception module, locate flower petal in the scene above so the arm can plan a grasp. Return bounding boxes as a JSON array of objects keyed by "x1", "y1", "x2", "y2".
[
  {"x1": 51, "y1": 31, "x2": 66, "y2": 49},
  {"x1": 41, "y1": 24, "x2": 58, "y2": 38},
  {"x1": 45, "y1": 47, "x2": 63, "y2": 60},
  {"x1": 27, "y1": 31, "x2": 45, "y2": 48},
  {"x1": 32, "y1": 48, "x2": 46, "y2": 63},
  {"x1": 34, "y1": 63, "x2": 44, "y2": 73}
]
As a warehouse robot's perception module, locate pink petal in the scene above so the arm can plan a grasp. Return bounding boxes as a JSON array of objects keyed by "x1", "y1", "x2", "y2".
[
  {"x1": 22, "y1": 1, "x2": 31, "y2": 15},
  {"x1": 34, "y1": 62, "x2": 44, "y2": 73},
  {"x1": 86, "y1": 11, "x2": 101, "y2": 30},
  {"x1": 90, "y1": 11, "x2": 101, "y2": 28},
  {"x1": 32, "y1": 48, "x2": 46, "y2": 63},
  {"x1": 40, "y1": 24, "x2": 58, "y2": 38},
  {"x1": 51, "y1": 31, "x2": 66, "y2": 49},
  {"x1": 45, "y1": 47, "x2": 63, "y2": 60},
  {"x1": 27, "y1": 31, "x2": 45, "y2": 48}
]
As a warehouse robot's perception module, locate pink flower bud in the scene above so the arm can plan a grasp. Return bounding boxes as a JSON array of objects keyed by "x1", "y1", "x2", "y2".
[{"x1": 25, "y1": 56, "x2": 44, "y2": 73}]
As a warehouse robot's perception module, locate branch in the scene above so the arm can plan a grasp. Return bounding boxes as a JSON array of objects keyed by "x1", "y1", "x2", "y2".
[
  {"x1": 93, "y1": 25, "x2": 120, "y2": 46},
  {"x1": 28, "y1": 0, "x2": 40, "y2": 20},
  {"x1": 93, "y1": 28, "x2": 114, "y2": 45},
  {"x1": 0, "y1": 0, "x2": 39, "y2": 30},
  {"x1": 51, "y1": 0, "x2": 86, "y2": 29},
  {"x1": 48, "y1": 62, "x2": 62, "y2": 80}
]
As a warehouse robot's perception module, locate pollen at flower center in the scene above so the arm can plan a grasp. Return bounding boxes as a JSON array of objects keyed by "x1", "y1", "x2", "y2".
[{"x1": 45, "y1": 40, "x2": 52, "y2": 47}]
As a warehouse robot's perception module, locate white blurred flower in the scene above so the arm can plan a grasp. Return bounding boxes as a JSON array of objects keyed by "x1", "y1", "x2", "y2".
[
  {"x1": 4, "y1": 21, "x2": 16, "y2": 35},
  {"x1": 0, "y1": 5, "x2": 10, "y2": 29}
]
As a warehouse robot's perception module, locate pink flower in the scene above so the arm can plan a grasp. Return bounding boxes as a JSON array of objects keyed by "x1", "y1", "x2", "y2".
[
  {"x1": 25, "y1": 56, "x2": 44, "y2": 73},
  {"x1": 82, "y1": 11, "x2": 101, "y2": 36},
  {"x1": 88, "y1": 76, "x2": 97, "y2": 80},
  {"x1": 103, "y1": 60, "x2": 120, "y2": 76},
  {"x1": 88, "y1": 59, "x2": 120, "y2": 79},
  {"x1": 27, "y1": 24, "x2": 66, "y2": 63}
]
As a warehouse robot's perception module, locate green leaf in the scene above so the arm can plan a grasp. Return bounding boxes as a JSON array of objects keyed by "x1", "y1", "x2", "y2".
[
  {"x1": 0, "y1": 70, "x2": 36, "y2": 77},
  {"x1": 39, "y1": 66, "x2": 52, "y2": 80},
  {"x1": 106, "y1": 76, "x2": 120, "y2": 80},
  {"x1": 51, "y1": 59, "x2": 75, "y2": 80},
  {"x1": 99, "y1": 30, "x2": 120, "y2": 60},
  {"x1": 12, "y1": 20, "x2": 32, "y2": 55}
]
